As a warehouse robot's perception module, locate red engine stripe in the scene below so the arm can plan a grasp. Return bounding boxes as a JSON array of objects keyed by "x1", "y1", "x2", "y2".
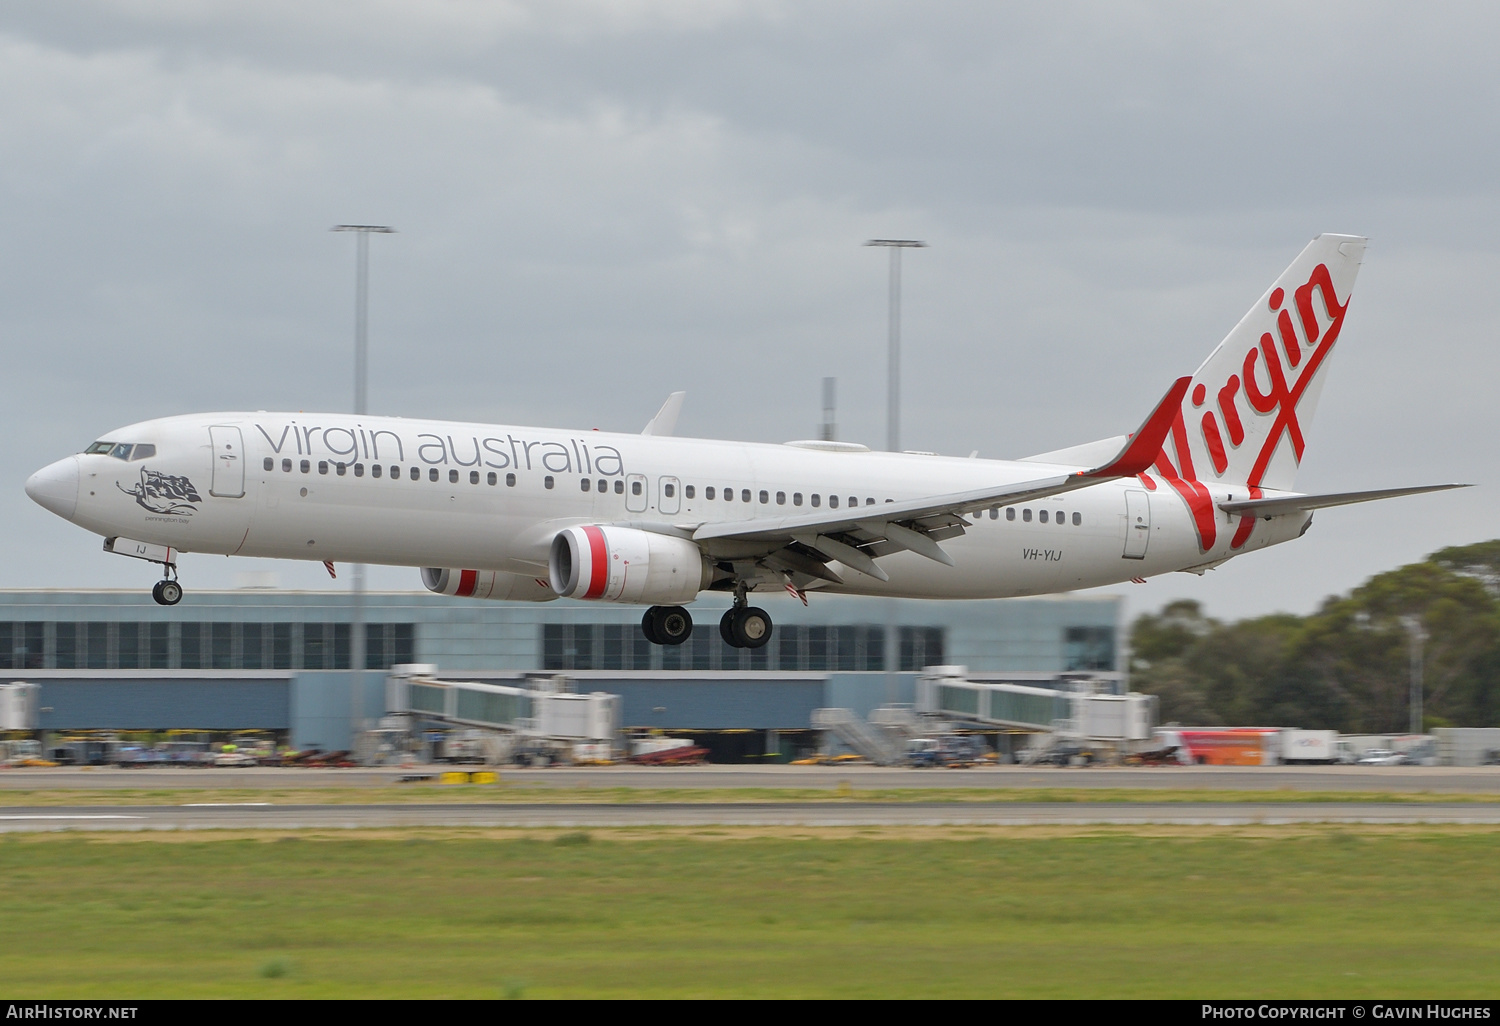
[
  {"x1": 581, "y1": 526, "x2": 609, "y2": 599},
  {"x1": 456, "y1": 569, "x2": 478, "y2": 597}
]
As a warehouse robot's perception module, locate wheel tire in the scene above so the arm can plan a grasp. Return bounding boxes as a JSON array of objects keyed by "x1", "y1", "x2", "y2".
[
  {"x1": 652, "y1": 605, "x2": 693, "y2": 645},
  {"x1": 731, "y1": 607, "x2": 773, "y2": 649},
  {"x1": 158, "y1": 580, "x2": 183, "y2": 606},
  {"x1": 641, "y1": 609, "x2": 662, "y2": 646},
  {"x1": 720, "y1": 609, "x2": 741, "y2": 648},
  {"x1": 150, "y1": 581, "x2": 166, "y2": 605}
]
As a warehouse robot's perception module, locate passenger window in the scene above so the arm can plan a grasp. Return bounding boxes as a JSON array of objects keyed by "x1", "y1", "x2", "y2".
[
  {"x1": 612, "y1": 479, "x2": 622, "y2": 494},
  {"x1": 596, "y1": 479, "x2": 606, "y2": 493},
  {"x1": 429, "y1": 468, "x2": 438, "y2": 482},
  {"x1": 829, "y1": 495, "x2": 839, "y2": 509},
  {"x1": 1039, "y1": 509, "x2": 1048, "y2": 523},
  {"x1": 1022, "y1": 508, "x2": 1031, "y2": 522},
  {"x1": 371, "y1": 464, "x2": 382, "y2": 478},
  {"x1": 282, "y1": 458, "x2": 292, "y2": 473},
  {"x1": 685, "y1": 485, "x2": 695, "y2": 499},
  {"x1": 264, "y1": 457, "x2": 274, "y2": 472},
  {"x1": 811, "y1": 494, "x2": 821, "y2": 507},
  {"x1": 580, "y1": 478, "x2": 591, "y2": 492},
  {"x1": 705, "y1": 487, "x2": 715, "y2": 500},
  {"x1": 336, "y1": 463, "x2": 347, "y2": 477},
  {"x1": 470, "y1": 470, "x2": 480, "y2": 485},
  {"x1": 741, "y1": 489, "x2": 751, "y2": 503},
  {"x1": 725, "y1": 487, "x2": 734, "y2": 502},
  {"x1": 131, "y1": 444, "x2": 155, "y2": 460},
  {"x1": 866, "y1": 498, "x2": 875, "y2": 506},
  {"x1": 759, "y1": 490, "x2": 769, "y2": 504},
  {"x1": 410, "y1": 466, "x2": 420, "y2": 481},
  {"x1": 776, "y1": 491, "x2": 786, "y2": 505},
  {"x1": 507, "y1": 473, "x2": 517, "y2": 487},
  {"x1": 449, "y1": 469, "x2": 459, "y2": 484},
  {"x1": 1072, "y1": 512, "x2": 1081, "y2": 526},
  {"x1": 300, "y1": 460, "x2": 310, "y2": 474},
  {"x1": 389, "y1": 466, "x2": 398, "y2": 479},
  {"x1": 544, "y1": 475, "x2": 554, "y2": 489},
  {"x1": 354, "y1": 463, "x2": 364, "y2": 478},
  {"x1": 632, "y1": 481, "x2": 642, "y2": 496},
  {"x1": 1006, "y1": 507, "x2": 1015, "y2": 521},
  {"x1": 848, "y1": 497, "x2": 857, "y2": 508},
  {"x1": 664, "y1": 483, "x2": 675, "y2": 498},
  {"x1": 319, "y1": 462, "x2": 329, "y2": 475},
  {"x1": 793, "y1": 492, "x2": 802, "y2": 506},
  {"x1": 989, "y1": 507, "x2": 998, "y2": 520},
  {"x1": 489, "y1": 472, "x2": 498, "y2": 485}
]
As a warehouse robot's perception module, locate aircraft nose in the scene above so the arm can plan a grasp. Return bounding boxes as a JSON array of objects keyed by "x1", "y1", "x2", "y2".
[{"x1": 25, "y1": 457, "x2": 79, "y2": 521}]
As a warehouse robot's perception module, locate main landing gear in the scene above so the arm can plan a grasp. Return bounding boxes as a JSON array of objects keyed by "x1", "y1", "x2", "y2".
[
  {"x1": 639, "y1": 591, "x2": 775, "y2": 649},
  {"x1": 720, "y1": 587, "x2": 772, "y2": 650},
  {"x1": 641, "y1": 605, "x2": 693, "y2": 646}
]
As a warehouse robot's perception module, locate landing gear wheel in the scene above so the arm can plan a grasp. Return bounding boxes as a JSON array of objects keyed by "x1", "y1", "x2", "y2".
[
  {"x1": 728, "y1": 606, "x2": 772, "y2": 649},
  {"x1": 641, "y1": 609, "x2": 662, "y2": 645},
  {"x1": 720, "y1": 609, "x2": 738, "y2": 647},
  {"x1": 647, "y1": 605, "x2": 693, "y2": 646},
  {"x1": 152, "y1": 580, "x2": 183, "y2": 606}
]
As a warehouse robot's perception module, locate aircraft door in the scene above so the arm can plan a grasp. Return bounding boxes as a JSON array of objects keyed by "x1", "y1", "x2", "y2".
[
  {"x1": 658, "y1": 476, "x2": 681, "y2": 515},
  {"x1": 1123, "y1": 490, "x2": 1150, "y2": 559},
  {"x1": 625, "y1": 473, "x2": 648, "y2": 513},
  {"x1": 208, "y1": 426, "x2": 245, "y2": 498}
]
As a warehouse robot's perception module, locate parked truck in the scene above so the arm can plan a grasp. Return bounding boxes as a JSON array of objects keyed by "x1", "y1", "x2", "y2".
[{"x1": 1280, "y1": 729, "x2": 1339, "y2": 765}]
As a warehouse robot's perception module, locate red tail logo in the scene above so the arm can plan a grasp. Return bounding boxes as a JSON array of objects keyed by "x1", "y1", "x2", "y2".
[{"x1": 1147, "y1": 263, "x2": 1350, "y2": 552}]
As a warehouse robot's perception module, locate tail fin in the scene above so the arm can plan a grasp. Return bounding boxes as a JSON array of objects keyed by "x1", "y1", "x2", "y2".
[{"x1": 1158, "y1": 234, "x2": 1365, "y2": 492}]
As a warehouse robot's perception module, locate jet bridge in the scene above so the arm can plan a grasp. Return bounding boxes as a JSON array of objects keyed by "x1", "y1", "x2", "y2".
[
  {"x1": 385, "y1": 665, "x2": 621, "y2": 756},
  {"x1": 916, "y1": 667, "x2": 1156, "y2": 741}
]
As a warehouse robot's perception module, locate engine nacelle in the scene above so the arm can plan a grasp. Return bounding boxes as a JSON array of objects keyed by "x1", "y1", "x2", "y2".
[
  {"x1": 420, "y1": 567, "x2": 558, "y2": 602},
  {"x1": 549, "y1": 525, "x2": 709, "y2": 605}
]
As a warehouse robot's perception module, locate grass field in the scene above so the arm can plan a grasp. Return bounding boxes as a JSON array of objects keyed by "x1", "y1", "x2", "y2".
[{"x1": 2, "y1": 825, "x2": 1498, "y2": 998}]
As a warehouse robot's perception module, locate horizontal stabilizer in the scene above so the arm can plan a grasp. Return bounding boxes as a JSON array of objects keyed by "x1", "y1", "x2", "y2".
[{"x1": 1218, "y1": 484, "x2": 1470, "y2": 519}]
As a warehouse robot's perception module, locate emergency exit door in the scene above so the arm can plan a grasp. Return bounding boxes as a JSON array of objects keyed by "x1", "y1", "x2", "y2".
[
  {"x1": 209, "y1": 426, "x2": 245, "y2": 498},
  {"x1": 1123, "y1": 489, "x2": 1150, "y2": 559}
]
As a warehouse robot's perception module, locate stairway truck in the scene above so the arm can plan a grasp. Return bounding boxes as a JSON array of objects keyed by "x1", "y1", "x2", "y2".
[{"x1": 1280, "y1": 730, "x2": 1338, "y2": 765}]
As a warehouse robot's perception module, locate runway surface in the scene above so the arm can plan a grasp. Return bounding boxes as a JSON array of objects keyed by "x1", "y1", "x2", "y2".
[
  {"x1": 4, "y1": 800, "x2": 1500, "y2": 831},
  {"x1": 2, "y1": 763, "x2": 1498, "y2": 791}
]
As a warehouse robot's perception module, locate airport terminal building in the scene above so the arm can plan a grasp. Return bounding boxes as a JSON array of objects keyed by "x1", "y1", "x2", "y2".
[{"x1": 0, "y1": 588, "x2": 1124, "y2": 756}]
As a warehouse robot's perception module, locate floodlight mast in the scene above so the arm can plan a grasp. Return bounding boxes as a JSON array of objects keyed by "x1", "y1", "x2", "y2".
[
  {"x1": 863, "y1": 240, "x2": 926, "y2": 453},
  {"x1": 331, "y1": 225, "x2": 395, "y2": 747}
]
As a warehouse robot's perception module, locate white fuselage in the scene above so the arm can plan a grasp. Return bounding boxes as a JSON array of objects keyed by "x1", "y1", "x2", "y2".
[{"x1": 34, "y1": 411, "x2": 1309, "y2": 601}]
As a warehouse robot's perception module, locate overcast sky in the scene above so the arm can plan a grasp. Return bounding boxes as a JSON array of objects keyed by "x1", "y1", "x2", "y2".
[{"x1": 3, "y1": 1, "x2": 1495, "y2": 622}]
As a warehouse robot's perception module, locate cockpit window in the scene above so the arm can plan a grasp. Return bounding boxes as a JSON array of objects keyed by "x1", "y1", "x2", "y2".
[
  {"x1": 84, "y1": 441, "x2": 156, "y2": 460},
  {"x1": 84, "y1": 442, "x2": 114, "y2": 455},
  {"x1": 109, "y1": 443, "x2": 133, "y2": 460},
  {"x1": 130, "y1": 444, "x2": 156, "y2": 460}
]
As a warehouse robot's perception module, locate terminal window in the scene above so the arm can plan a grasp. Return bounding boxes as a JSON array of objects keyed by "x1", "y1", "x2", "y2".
[
  {"x1": 542, "y1": 622, "x2": 901, "y2": 672},
  {"x1": 1064, "y1": 626, "x2": 1115, "y2": 671},
  {"x1": 0, "y1": 621, "x2": 416, "y2": 671}
]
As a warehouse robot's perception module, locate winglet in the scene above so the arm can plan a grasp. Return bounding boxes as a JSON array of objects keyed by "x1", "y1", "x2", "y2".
[
  {"x1": 1081, "y1": 376, "x2": 1190, "y2": 478},
  {"x1": 642, "y1": 391, "x2": 686, "y2": 436}
]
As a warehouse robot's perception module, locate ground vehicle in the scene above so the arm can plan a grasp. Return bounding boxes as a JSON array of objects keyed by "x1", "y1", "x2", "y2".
[{"x1": 1357, "y1": 748, "x2": 1408, "y2": 766}]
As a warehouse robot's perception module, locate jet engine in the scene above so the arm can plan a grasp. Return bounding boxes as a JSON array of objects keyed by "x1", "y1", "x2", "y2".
[
  {"x1": 548, "y1": 525, "x2": 709, "y2": 605},
  {"x1": 420, "y1": 567, "x2": 558, "y2": 602}
]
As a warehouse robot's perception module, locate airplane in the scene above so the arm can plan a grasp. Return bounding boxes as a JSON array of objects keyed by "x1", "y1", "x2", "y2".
[{"x1": 24, "y1": 233, "x2": 1465, "y2": 649}]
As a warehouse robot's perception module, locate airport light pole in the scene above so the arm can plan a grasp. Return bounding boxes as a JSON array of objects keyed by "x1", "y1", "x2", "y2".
[
  {"x1": 865, "y1": 239, "x2": 925, "y2": 702},
  {"x1": 332, "y1": 225, "x2": 396, "y2": 752},
  {"x1": 864, "y1": 239, "x2": 926, "y2": 453},
  {"x1": 1403, "y1": 615, "x2": 1426, "y2": 736}
]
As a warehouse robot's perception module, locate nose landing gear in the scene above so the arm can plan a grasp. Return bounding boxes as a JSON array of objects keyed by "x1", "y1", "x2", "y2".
[{"x1": 151, "y1": 576, "x2": 183, "y2": 606}]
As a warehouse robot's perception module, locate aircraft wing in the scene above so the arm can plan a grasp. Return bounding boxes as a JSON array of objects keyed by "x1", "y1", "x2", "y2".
[
  {"x1": 1218, "y1": 484, "x2": 1469, "y2": 519},
  {"x1": 689, "y1": 377, "x2": 1189, "y2": 582}
]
